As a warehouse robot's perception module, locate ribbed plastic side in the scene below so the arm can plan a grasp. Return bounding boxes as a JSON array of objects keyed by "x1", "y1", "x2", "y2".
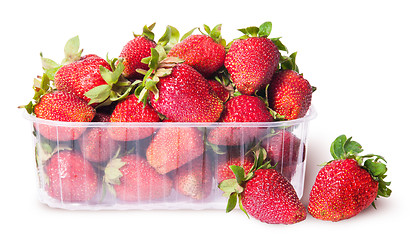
[{"x1": 27, "y1": 108, "x2": 316, "y2": 210}]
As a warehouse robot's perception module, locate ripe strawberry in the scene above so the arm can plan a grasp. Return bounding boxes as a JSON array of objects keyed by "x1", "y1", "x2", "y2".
[
  {"x1": 268, "y1": 69, "x2": 313, "y2": 120},
  {"x1": 33, "y1": 90, "x2": 95, "y2": 141},
  {"x1": 108, "y1": 94, "x2": 160, "y2": 141},
  {"x1": 167, "y1": 25, "x2": 226, "y2": 77},
  {"x1": 104, "y1": 154, "x2": 173, "y2": 202},
  {"x1": 225, "y1": 22, "x2": 280, "y2": 95},
  {"x1": 207, "y1": 95, "x2": 273, "y2": 146},
  {"x1": 92, "y1": 112, "x2": 111, "y2": 122},
  {"x1": 216, "y1": 154, "x2": 254, "y2": 183},
  {"x1": 54, "y1": 54, "x2": 112, "y2": 103},
  {"x1": 146, "y1": 127, "x2": 205, "y2": 174},
  {"x1": 78, "y1": 126, "x2": 118, "y2": 163},
  {"x1": 119, "y1": 27, "x2": 157, "y2": 79},
  {"x1": 45, "y1": 150, "x2": 98, "y2": 202},
  {"x1": 148, "y1": 63, "x2": 224, "y2": 122},
  {"x1": 207, "y1": 79, "x2": 230, "y2": 103},
  {"x1": 174, "y1": 155, "x2": 213, "y2": 200},
  {"x1": 219, "y1": 152, "x2": 306, "y2": 224},
  {"x1": 261, "y1": 130, "x2": 305, "y2": 181},
  {"x1": 308, "y1": 135, "x2": 391, "y2": 221}
]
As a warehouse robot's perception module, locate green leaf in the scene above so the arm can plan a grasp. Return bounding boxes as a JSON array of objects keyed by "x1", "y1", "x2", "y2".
[
  {"x1": 100, "y1": 66, "x2": 116, "y2": 85},
  {"x1": 238, "y1": 196, "x2": 249, "y2": 218},
  {"x1": 219, "y1": 179, "x2": 238, "y2": 194},
  {"x1": 142, "y1": 23, "x2": 156, "y2": 40},
  {"x1": 181, "y1": 27, "x2": 197, "y2": 41},
  {"x1": 330, "y1": 135, "x2": 347, "y2": 160},
  {"x1": 226, "y1": 193, "x2": 238, "y2": 213},
  {"x1": 258, "y1": 21, "x2": 272, "y2": 37},
  {"x1": 23, "y1": 101, "x2": 34, "y2": 114},
  {"x1": 210, "y1": 24, "x2": 222, "y2": 42},
  {"x1": 364, "y1": 159, "x2": 387, "y2": 178},
  {"x1": 344, "y1": 137, "x2": 363, "y2": 156},
  {"x1": 84, "y1": 84, "x2": 111, "y2": 105},
  {"x1": 203, "y1": 24, "x2": 211, "y2": 35},
  {"x1": 246, "y1": 26, "x2": 259, "y2": 37},
  {"x1": 229, "y1": 165, "x2": 245, "y2": 185},
  {"x1": 40, "y1": 53, "x2": 60, "y2": 70},
  {"x1": 148, "y1": 48, "x2": 160, "y2": 70},
  {"x1": 158, "y1": 26, "x2": 171, "y2": 47},
  {"x1": 271, "y1": 37, "x2": 288, "y2": 52},
  {"x1": 62, "y1": 35, "x2": 82, "y2": 64}
]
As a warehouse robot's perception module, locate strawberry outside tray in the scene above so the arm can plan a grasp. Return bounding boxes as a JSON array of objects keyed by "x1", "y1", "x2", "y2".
[{"x1": 24, "y1": 107, "x2": 316, "y2": 210}]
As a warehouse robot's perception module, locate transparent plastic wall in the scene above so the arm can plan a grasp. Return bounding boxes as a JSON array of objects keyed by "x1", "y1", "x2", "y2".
[{"x1": 26, "y1": 108, "x2": 316, "y2": 210}]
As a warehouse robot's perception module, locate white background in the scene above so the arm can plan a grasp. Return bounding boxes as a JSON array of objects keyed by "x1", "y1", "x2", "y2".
[{"x1": 2, "y1": 0, "x2": 411, "y2": 239}]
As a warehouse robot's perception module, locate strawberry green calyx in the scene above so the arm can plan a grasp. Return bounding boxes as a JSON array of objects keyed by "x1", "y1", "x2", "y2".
[
  {"x1": 84, "y1": 56, "x2": 137, "y2": 107},
  {"x1": 134, "y1": 23, "x2": 156, "y2": 41},
  {"x1": 157, "y1": 25, "x2": 180, "y2": 52},
  {"x1": 329, "y1": 135, "x2": 392, "y2": 200},
  {"x1": 40, "y1": 35, "x2": 83, "y2": 80},
  {"x1": 135, "y1": 45, "x2": 184, "y2": 105},
  {"x1": 61, "y1": 35, "x2": 83, "y2": 65},
  {"x1": 102, "y1": 148, "x2": 127, "y2": 198},
  {"x1": 218, "y1": 149, "x2": 274, "y2": 215},
  {"x1": 19, "y1": 73, "x2": 53, "y2": 114},
  {"x1": 179, "y1": 24, "x2": 226, "y2": 47}
]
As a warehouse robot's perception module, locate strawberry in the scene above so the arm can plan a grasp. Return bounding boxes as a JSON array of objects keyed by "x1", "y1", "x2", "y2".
[
  {"x1": 119, "y1": 23, "x2": 157, "y2": 79},
  {"x1": 146, "y1": 127, "x2": 205, "y2": 174},
  {"x1": 216, "y1": 153, "x2": 254, "y2": 183},
  {"x1": 149, "y1": 63, "x2": 224, "y2": 122},
  {"x1": 268, "y1": 69, "x2": 313, "y2": 120},
  {"x1": 224, "y1": 22, "x2": 280, "y2": 95},
  {"x1": 167, "y1": 25, "x2": 226, "y2": 77},
  {"x1": 78, "y1": 127, "x2": 118, "y2": 163},
  {"x1": 33, "y1": 90, "x2": 95, "y2": 141},
  {"x1": 54, "y1": 54, "x2": 112, "y2": 102},
  {"x1": 103, "y1": 154, "x2": 173, "y2": 202},
  {"x1": 308, "y1": 135, "x2": 391, "y2": 221},
  {"x1": 207, "y1": 95, "x2": 273, "y2": 146},
  {"x1": 45, "y1": 150, "x2": 98, "y2": 202},
  {"x1": 108, "y1": 94, "x2": 160, "y2": 141},
  {"x1": 219, "y1": 152, "x2": 306, "y2": 224},
  {"x1": 174, "y1": 155, "x2": 213, "y2": 200},
  {"x1": 207, "y1": 79, "x2": 230, "y2": 103},
  {"x1": 135, "y1": 45, "x2": 224, "y2": 122},
  {"x1": 261, "y1": 130, "x2": 305, "y2": 181}
]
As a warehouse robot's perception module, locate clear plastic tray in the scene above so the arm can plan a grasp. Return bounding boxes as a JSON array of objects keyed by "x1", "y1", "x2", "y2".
[{"x1": 24, "y1": 107, "x2": 316, "y2": 210}]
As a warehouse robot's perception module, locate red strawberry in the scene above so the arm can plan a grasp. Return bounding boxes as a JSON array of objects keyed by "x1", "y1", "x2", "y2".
[
  {"x1": 45, "y1": 150, "x2": 98, "y2": 202},
  {"x1": 308, "y1": 135, "x2": 391, "y2": 221},
  {"x1": 54, "y1": 54, "x2": 112, "y2": 103},
  {"x1": 108, "y1": 94, "x2": 160, "y2": 141},
  {"x1": 207, "y1": 79, "x2": 230, "y2": 103},
  {"x1": 146, "y1": 127, "x2": 205, "y2": 174},
  {"x1": 216, "y1": 153, "x2": 254, "y2": 183},
  {"x1": 104, "y1": 154, "x2": 173, "y2": 202},
  {"x1": 168, "y1": 25, "x2": 226, "y2": 77},
  {"x1": 207, "y1": 95, "x2": 273, "y2": 146},
  {"x1": 225, "y1": 22, "x2": 280, "y2": 95},
  {"x1": 33, "y1": 90, "x2": 95, "y2": 141},
  {"x1": 174, "y1": 155, "x2": 213, "y2": 200},
  {"x1": 119, "y1": 31, "x2": 157, "y2": 79},
  {"x1": 92, "y1": 112, "x2": 111, "y2": 122},
  {"x1": 241, "y1": 169, "x2": 306, "y2": 224},
  {"x1": 219, "y1": 153, "x2": 306, "y2": 224},
  {"x1": 268, "y1": 69, "x2": 313, "y2": 120},
  {"x1": 78, "y1": 126, "x2": 118, "y2": 163},
  {"x1": 261, "y1": 130, "x2": 305, "y2": 181},
  {"x1": 148, "y1": 63, "x2": 223, "y2": 122}
]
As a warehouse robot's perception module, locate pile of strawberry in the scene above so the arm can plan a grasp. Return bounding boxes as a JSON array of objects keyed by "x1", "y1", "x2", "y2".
[{"x1": 22, "y1": 22, "x2": 390, "y2": 225}]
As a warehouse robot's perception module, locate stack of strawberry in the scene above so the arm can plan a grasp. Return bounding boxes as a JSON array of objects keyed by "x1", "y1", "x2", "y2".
[{"x1": 22, "y1": 22, "x2": 390, "y2": 225}]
